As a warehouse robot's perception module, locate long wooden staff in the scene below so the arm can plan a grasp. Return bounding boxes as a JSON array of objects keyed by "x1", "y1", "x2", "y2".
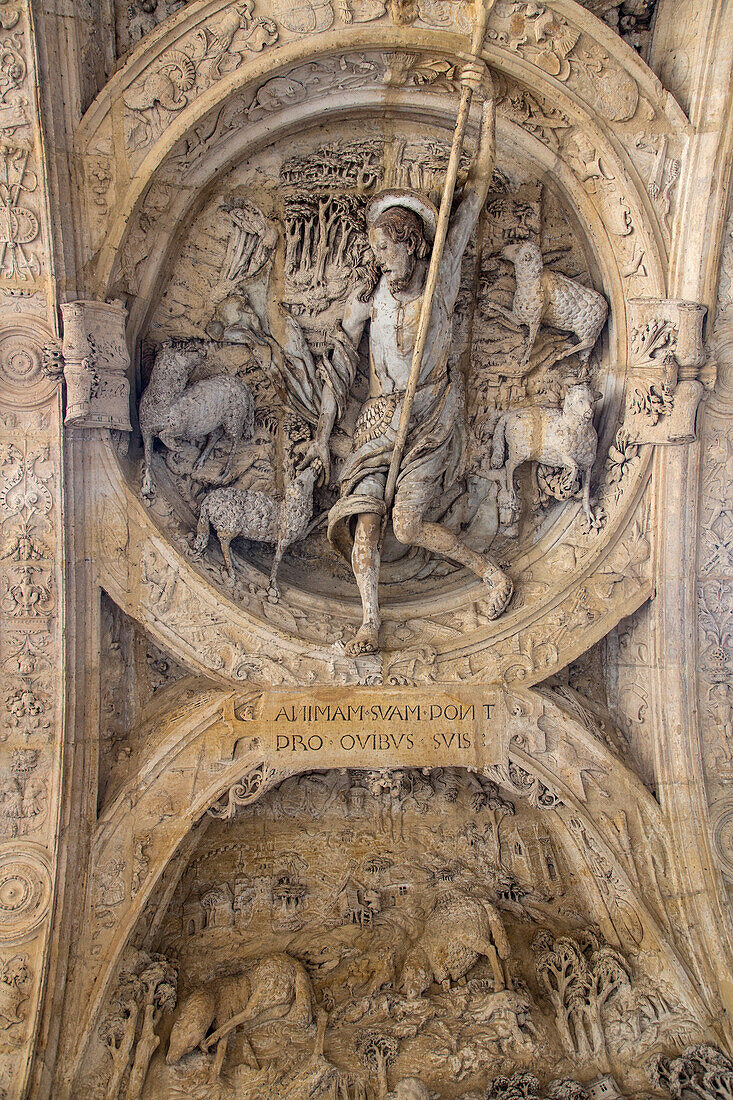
[{"x1": 382, "y1": 0, "x2": 493, "y2": 522}]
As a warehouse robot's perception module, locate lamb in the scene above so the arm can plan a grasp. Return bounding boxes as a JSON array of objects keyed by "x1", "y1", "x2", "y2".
[
  {"x1": 498, "y1": 241, "x2": 608, "y2": 369},
  {"x1": 490, "y1": 383, "x2": 598, "y2": 526},
  {"x1": 139, "y1": 340, "x2": 254, "y2": 498},
  {"x1": 193, "y1": 459, "x2": 322, "y2": 599}
]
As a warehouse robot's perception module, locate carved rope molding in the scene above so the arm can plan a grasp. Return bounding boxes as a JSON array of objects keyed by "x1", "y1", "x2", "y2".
[{"x1": 60, "y1": 683, "x2": 716, "y2": 1093}]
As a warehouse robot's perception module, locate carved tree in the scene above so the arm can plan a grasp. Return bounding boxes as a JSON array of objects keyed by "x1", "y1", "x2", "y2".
[
  {"x1": 485, "y1": 1072, "x2": 591, "y2": 1100},
  {"x1": 99, "y1": 951, "x2": 177, "y2": 1100},
  {"x1": 356, "y1": 1030, "x2": 399, "y2": 1098},
  {"x1": 125, "y1": 956, "x2": 177, "y2": 1100},
  {"x1": 533, "y1": 931, "x2": 605, "y2": 1062},
  {"x1": 649, "y1": 1044, "x2": 733, "y2": 1100}
]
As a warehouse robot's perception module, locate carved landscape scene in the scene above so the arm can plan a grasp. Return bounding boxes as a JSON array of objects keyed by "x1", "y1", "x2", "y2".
[{"x1": 83, "y1": 767, "x2": 708, "y2": 1099}]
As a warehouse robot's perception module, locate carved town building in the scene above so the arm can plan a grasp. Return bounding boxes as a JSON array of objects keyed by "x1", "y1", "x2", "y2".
[{"x1": 0, "y1": 0, "x2": 732, "y2": 1097}]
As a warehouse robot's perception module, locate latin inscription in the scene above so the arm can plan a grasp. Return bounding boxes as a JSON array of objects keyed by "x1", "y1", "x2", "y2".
[{"x1": 267, "y1": 696, "x2": 498, "y2": 757}]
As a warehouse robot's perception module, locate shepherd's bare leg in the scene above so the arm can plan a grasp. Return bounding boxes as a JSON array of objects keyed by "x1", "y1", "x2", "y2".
[
  {"x1": 345, "y1": 513, "x2": 381, "y2": 655},
  {"x1": 393, "y1": 505, "x2": 512, "y2": 619}
]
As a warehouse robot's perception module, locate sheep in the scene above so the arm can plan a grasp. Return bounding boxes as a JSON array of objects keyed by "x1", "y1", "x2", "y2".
[
  {"x1": 193, "y1": 459, "x2": 322, "y2": 599},
  {"x1": 497, "y1": 241, "x2": 608, "y2": 370},
  {"x1": 166, "y1": 953, "x2": 313, "y2": 1081},
  {"x1": 490, "y1": 383, "x2": 598, "y2": 526},
  {"x1": 400, "y1": 892, "x2": 510, "y2": 999},
  {"x1": 139, "y1": 340, "x2": 254, "y2": 499}
]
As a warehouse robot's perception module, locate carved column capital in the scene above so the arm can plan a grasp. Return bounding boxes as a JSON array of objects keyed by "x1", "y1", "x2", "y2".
[
  {"x1": 59, "y1": 300, "x2": 132, "y2": 431},
  {"x1": 624, "y1": 297, "x2": 707, "y2": 444}
]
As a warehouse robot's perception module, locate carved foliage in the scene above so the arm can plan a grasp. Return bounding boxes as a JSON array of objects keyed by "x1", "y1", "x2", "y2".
[{"x1": 97, "y1": 948, "x2": 177, "y2": 1100}]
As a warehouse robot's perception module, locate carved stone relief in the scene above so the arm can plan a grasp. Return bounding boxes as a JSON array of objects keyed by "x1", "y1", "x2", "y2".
[
  {"x1": 108, "y1": 111, "x2": 654, "y2": 669},
  {"x1": 77, "y1": 765, "x2": 710, "y2": 1099},
  {"x1": 696, "y1": 189, "x2": 733, "y2": 902},
  {"x1": 8, "y1": 0, "x2": 733, "y2": 1096},
  {"x1": 0, "y1": 396, "x2": 62, "y2": 1096}
]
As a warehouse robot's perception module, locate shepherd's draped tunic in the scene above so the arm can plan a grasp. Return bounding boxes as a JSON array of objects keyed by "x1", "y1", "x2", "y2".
[{"x1": 326, "y1": 191, "x2": 479, "y2": 562}]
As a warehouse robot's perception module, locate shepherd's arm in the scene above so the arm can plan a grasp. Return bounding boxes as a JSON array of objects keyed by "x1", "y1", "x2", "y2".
[
  {"x1": 443, "y1": 70, "x2": 496, "y2": 295},
  {"x1": 301, "y1": 291, "x2": 371, "y2": 481}
]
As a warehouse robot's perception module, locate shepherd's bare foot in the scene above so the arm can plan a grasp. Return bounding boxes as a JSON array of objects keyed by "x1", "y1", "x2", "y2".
[
  {"x1": 483, "y1": 567, "x2": 513, "y2": 619},
  {"x1": 345, "y1": 622, "x2": 380, "y2": 656}
]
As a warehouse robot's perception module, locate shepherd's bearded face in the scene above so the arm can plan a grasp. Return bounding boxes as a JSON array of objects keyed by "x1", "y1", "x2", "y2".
[{"x1": 368, "y1": 227, "x2": 416, "y2": 292}]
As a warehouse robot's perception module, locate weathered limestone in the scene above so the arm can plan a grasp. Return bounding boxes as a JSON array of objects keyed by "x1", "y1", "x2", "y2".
[{"x1": 0, "y1": 0, "x2": 731, "y2": 1097}]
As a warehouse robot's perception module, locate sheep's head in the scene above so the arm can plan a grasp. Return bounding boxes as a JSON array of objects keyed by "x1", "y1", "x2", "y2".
[
  {"x1": 563, "y1": 383, "x2": 594, "y2": 421},
  {"x1": 157, "y1": 338, "x2": 207, "y2": 378}
]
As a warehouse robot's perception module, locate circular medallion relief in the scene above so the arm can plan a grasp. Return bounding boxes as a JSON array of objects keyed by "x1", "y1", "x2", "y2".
[
  {"x1": 0, "y1": 845, "x2": 52, "y2": 943},
  {"x1": 0, "y1": 323, "x2": 57, "y2": 406},
  {"x1": 137, "y1": 116, "x2": 623, "y2": 612}
]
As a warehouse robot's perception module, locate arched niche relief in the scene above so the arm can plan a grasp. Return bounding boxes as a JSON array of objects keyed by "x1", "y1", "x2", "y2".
[
  {"x1": 64, "y1": 686, "x2": 717, "y2": 1099},
  {"x1": 79, "y1": 59, "x2": 673, "y2": 688},
  {"x1": 63, "y1": 0, "x2": 700, "y2": 691}
]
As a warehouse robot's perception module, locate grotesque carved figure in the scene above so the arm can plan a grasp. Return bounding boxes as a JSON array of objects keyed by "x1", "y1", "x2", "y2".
[
  {"x1": 123, "y1": 49, "x2": 197, "y2": 129},
  {"x1": 400, "y1": 890, "x2": 510, "y2": 997},
  {"x1": 0, "y1": 954, "x2": 30, "y2": 1033},
  {"x1": 139, "y1": 340, "x2": 254, "y2": 498},
  {"x1": 194, "y1": 459, "x2": 322, "y2": 597},
  {"x1": 491, "y1": 383, "x2": 598, "y2": 530},
  {"x1": 167, "y1": 953, "x2": 313, "y2": 1080},
  {"x1": 498, "y1": 241, "x2": 608, "y2": 369},
  {"x1": 128, "y1": 0, "x2": 158, "y2": 44}
]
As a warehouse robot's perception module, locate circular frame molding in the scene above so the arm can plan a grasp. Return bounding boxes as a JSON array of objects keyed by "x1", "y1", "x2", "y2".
[{"x1": 0, "y1": 843, "x2": 52, "y2": 944}]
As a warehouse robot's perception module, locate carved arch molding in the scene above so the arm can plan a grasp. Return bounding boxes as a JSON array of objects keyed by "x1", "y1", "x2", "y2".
[{"x1": 3, "y1": 0, "x2": 730, "y2": 1097}]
